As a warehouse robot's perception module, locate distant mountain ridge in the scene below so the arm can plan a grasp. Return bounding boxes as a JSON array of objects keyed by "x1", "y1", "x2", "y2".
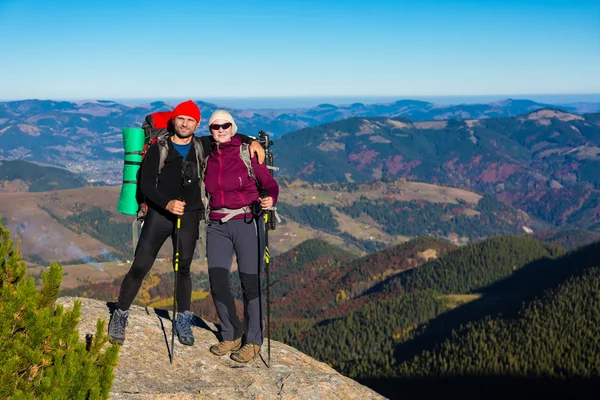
[
  {"x1": 0, "y1": 97, "x2": 589, "y2": 172},
  {"x1": 272, "y1": 109, "x2": 600, "y2": 229},
  {"x1": 5, "y1": 98, "x2": 600, "y2": 232}
]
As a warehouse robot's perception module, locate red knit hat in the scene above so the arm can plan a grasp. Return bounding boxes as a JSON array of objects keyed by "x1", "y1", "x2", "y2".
[{"x1": 172, "y1": 100, "x2": 201, "y2": 123}]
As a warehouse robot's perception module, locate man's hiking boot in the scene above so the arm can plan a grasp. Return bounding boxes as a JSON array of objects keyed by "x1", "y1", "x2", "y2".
[
  {"x1": 209, "y1": 337, "x2": 242, "y2": 356},
  {"x1": 175, "y1": 310, "x2": 195, "y2": 346},
  {"x1": 230, "y1": 343, "x2": 261, "y2": 363},
  {"x1": 108, "y1": 308, "x2": 129, "y2": 345}
]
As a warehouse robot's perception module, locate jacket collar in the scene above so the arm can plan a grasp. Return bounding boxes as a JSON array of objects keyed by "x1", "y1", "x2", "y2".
[{"x1": 212, "y1": 135, "x2": 241, "y2": 150}]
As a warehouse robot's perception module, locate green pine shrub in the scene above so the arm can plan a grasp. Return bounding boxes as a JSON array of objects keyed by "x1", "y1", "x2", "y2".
[{"x1": 0, "y1": 219, "x2": 119, "y2": 399}]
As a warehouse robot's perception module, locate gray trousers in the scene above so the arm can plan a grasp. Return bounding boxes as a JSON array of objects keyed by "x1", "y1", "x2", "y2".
[{"x1": 207, "y1": 217, "x2": 265, "y2": 345}]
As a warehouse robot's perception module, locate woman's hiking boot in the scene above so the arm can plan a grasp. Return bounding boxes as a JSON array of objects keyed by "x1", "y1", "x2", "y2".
[
  {"x1": 230, "y1": 343, "x2": 261, "y2": 363},
  {"x1": 209, "y1": 337, "x2": 242, "y2": 356}
]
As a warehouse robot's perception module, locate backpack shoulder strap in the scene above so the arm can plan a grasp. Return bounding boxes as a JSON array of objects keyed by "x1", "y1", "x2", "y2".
[
  {"x1": 192, "y1": 136, "x2": 205, "y2": 176},
  {"x1": 240, "y1": 143, "x2": 258, "y2": 183},
  {"x1": 157, "y1": 138, "x2": 169, "y2": 174},
  {"x1": 193, "y1": 136, "x2": 210, "y2": 218}
]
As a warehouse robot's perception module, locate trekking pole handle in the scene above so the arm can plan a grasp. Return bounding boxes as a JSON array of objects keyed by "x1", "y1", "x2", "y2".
[{"x1": 174, "y1": 196, "x2": 183, "y2": 272}]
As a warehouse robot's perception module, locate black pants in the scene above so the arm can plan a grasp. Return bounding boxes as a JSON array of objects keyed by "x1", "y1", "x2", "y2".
[{"x1": 117, "y1": 207, "x2": 200, "y2": 312}]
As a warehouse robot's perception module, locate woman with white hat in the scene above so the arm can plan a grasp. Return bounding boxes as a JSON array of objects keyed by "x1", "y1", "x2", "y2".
[{"x1": 203, "y1": 109, "x2": 279, "y2": 363}]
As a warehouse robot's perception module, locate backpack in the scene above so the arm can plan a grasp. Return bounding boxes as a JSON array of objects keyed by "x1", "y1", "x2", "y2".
[{"x1": 135, "y1": 111, "x2": 205, "y2": 216}]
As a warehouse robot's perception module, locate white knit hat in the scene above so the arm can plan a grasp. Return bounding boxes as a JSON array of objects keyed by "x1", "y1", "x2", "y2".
[{"x1": 208, "y1": 109, "x2": 238, "y2": 135}]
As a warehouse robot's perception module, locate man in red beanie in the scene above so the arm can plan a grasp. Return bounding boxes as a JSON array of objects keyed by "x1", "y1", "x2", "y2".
[{"x1": 109, "y1": 100, "x2": 265, "y2": 347}]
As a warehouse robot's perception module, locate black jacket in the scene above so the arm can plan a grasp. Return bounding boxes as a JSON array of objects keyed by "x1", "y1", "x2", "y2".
[{"x1": 140, "y1": 133, "x2": 254, "y2": 213}]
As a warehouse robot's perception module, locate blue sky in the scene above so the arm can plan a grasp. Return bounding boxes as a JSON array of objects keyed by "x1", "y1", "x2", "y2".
[{"x1": 0, "y1": 0, "x2": 599, "y2": 101}]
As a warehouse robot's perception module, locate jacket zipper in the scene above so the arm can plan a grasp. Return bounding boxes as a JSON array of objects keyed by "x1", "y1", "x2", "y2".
[{"x1": 217, "y1": 143, "x2": 224, "y2": 206}]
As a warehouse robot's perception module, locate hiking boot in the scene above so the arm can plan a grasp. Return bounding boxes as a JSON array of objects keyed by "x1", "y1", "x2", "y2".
[
  {"x1": 209, "y1": 337, "x2": 242, "y2": 356},
  {"x1": 230, "y1": 343, "x2": 261, "y2": 363},
  {"x1": 175, "y1": 310, "x2": 195, "y2": 346},
  {"x1": 108, "y1": 308, "x2": 129, "y2": 345}
]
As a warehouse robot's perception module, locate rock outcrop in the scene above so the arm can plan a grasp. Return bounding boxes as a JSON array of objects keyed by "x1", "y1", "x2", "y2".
[{"x1": 57, "y1": 297, "x2": 386, "y2": 400}]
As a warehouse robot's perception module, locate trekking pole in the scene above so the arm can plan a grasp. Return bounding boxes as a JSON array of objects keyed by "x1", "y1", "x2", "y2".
[
  {"x1": 171, "y1": 197, "x2": 183, "y2": 365},
  {"x1": 258, "y1": 130, "x2": 278, "y2": 367},
  {"x1": 264, "y1": 213, "x2": 271, "y2": 367}
]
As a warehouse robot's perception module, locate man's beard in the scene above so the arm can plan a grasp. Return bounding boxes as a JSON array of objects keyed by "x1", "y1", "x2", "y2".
[{"x1": 174, "y1": 129, "x2": 194, "y2": 139}]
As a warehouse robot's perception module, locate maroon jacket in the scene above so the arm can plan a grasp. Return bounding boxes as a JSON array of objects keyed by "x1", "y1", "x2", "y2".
[{"x1": 204, "y1": 136, "x2": 279, "y2": 221}]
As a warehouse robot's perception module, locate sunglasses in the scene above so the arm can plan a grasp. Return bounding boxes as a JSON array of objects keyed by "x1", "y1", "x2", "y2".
[{"x1": 209, "y1": 122, "x2": 232, "y2": 131}]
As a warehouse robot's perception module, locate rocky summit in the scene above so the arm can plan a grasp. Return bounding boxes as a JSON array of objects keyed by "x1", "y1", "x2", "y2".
[{"x1": 57, "y1": 297, "x2": 385, "y2": 400}]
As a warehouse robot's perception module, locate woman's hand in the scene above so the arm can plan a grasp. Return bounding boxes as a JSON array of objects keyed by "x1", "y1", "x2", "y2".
[
  {"x1": 260, "y1": 196, "x2": 274, "y2": 210},
  {"x1": 166, "y1": 199, "x2": 186, "y2": 215}
]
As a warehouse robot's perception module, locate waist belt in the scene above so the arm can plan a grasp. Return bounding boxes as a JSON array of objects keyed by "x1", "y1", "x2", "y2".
[
  {"x1": 210, "y1": 206, "x2": 283, "y2": 224},
  {"x1": 210, "y1": 206, "x2": 252, "y2": 223}
]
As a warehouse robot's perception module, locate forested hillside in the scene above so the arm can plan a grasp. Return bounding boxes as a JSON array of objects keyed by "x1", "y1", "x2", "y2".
[
  {"x1": 0, "y1": 160, "x2": 88, "y2": 191},
  {"x1": 272, "y1": 236, "x2": 563, "y2": 378},
  {"x1": 386, "y1": 241, "x2": 600, "y2": 399},
  {"x1": 270, "y1": 237, "x2": 457, "y2": 320}
]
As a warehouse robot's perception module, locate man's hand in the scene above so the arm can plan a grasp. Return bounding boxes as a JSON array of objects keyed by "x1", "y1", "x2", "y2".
[
  {"x1": 249, "y1": 141, "x2": 265, "y2": 164},
  {"x1": 166, "y1": 199, "x2": 186, "y2": 215},
  {"x1": 260, "y1": 196, "x2": 274, "y2": 210}
]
